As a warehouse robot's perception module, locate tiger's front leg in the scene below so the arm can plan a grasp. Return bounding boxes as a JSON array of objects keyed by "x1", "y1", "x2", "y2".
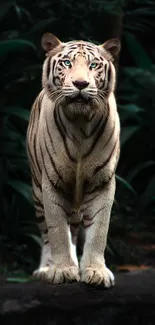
[
  {"x1": 80, "y1": 176, "x2": 115, "y2": 287},
  {"x1": 37, "y1": 180, "x2": 80, "y2": 284}
]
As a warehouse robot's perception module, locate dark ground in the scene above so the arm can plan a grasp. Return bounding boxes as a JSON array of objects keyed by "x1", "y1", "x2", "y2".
[{"x1": 0, "y1": 269, "x2": 155, "y2": 325}]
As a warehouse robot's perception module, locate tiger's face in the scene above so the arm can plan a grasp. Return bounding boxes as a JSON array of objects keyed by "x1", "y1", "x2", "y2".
[{"x1": 42, "y1": 33, "x2": 120, "y2": 114}]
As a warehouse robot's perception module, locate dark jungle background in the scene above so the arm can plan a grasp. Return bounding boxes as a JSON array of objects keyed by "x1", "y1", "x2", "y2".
[{"x1": 0, "y1": 0, "x2": 155, "y2": 282}]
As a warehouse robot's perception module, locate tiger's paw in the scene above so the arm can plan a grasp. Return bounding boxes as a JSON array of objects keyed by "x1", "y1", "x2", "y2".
[
  {"x1": 33, "y1": 265, "x2": 80, "y2": 284},
  {"x1": 80, "y1": 265, "x2": 115, "y2": 287}
]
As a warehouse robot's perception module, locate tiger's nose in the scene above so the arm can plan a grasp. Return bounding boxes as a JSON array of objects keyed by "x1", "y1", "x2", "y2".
[{"x1": 72, "y1": 80, "x2": 89, "y2": 90}]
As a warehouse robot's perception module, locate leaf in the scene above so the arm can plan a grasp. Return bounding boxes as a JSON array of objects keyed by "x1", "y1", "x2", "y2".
[
  {"x1": 126, "y1": 161, "x2": 155, "y2": 183},
  {"x1": 6, "y1": 277, "x2": 33, "y2": 283},
  {"x1": 26, "y1": 18, "x2": 57, "y2": 38},
  {"x1": 116, "y1": 175, "x2": 137, "y2": 197},
  {"x1": 118, "y1": 104, "x2": 143, "y2": 123},
  {"x1": 137, "y1": 174, "x2": 155, "y2": 214},
  {"x1": 8, "y1": 180, "x2": 33, "y2": 204},
  {"x1": 0, "y1": 141, "x2": 26, "y2": 156},
  {"x1": 120, "y1": 125, "x2": 140, "y2": 147},
  {"x1": 26, "y1": 234, "x2": 42, "y2": 247},
  {"x1": 1, "y1": 106, "x2": 30, "y2": 122},
  {"x1": 124, "y1": 31, "x2": 152, "y2": 69},
  {"x1": 0, "y1": 0, "x2": 14, "y2": 23},
  {"x1": 0, "y1": 40, "x2": 36, "y2": 65}
]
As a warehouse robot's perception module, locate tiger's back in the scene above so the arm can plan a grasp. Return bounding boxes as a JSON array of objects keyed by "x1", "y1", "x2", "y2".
[{"x1": 27, "y1": 33, "x2": 121, "y2": 286}]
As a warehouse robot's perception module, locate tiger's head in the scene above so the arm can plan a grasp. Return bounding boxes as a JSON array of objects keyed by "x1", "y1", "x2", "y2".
[{"x1": 42, "y1": 33, "x2": 120, "y2": 115}]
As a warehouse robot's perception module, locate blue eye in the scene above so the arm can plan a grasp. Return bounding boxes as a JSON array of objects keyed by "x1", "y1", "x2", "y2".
[
  {"x1": 90, "y1": 62, "x2": 97, "y2": 69},
  {"x1": 64, "y1": 60, "x2": 72, "y2": 67}
]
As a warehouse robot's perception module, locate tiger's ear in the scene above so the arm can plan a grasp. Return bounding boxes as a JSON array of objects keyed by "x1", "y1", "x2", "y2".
[
  {"x1": 99, "y1": 38, "x2": 121, "y2": 60},
  {"x1": 41, "y1": 33, "x2": 61, "y2": 52}
]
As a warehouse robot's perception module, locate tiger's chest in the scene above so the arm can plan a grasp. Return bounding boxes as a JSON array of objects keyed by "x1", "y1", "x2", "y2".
[{"x1": 38, "y1": 101, "x2": 119, "y2": 205}]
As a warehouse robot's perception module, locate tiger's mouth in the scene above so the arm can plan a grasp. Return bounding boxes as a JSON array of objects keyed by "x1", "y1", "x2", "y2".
[{"x1": 66, "y1": 94, "x2": 91, "y2": 104}]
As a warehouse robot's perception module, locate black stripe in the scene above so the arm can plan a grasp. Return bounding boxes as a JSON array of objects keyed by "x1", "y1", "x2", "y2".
[
  {"x1": 91, "y1": 207, "x2": 105, "y2": 220},
  {"x1": 30, "y1": 161, "x2": 41, "y2": 188},
  {"x1": 66, "y1": 50, "x2": 74, "y2": 56},
  {"x1": 33, "y1": 197, "x2": 43, "y2": 209},
  {"x1": 47, "y1": 57, "x2": 51, "y2": 79},
  {"x1": 39, "y1": 142, "x2": 51, "y2": 185},
  {"x1": 107, "y1": 65, "x2": 111, "y2": 87},
  {"x1": 84, "y1": 175, "x2": 114, "y2": 195},
  {"x1": 46, "y1": 112, "x2": 56, "y2": 154},
  {"x1": 52, "y1": 59, "x2": 56, "y2": 76},
  {"x1": 62, "y1": 55, "x2": 71, "y2": 59},
  {"x1": 33, "y1": 135, "x2": 41, "y2": 174},
  {"x1": 104, "y1": 64, "x2": 107, "y2": 78},
  {"x1": 27, "y1": 95, "x2": 43, "y2": 177},
  {"x1": 96, "y1": 64, "x2": 103, "y2": 70},
  {"x1": 81, "y1": 115, "x2": 103, "y2": 139},
  {"x1": 44, "y1": 129, "x2": 64, "y2": 182},
  {"x1": 67, "y1": 46, "x2": 77, "y2": 50},
  {"x1": 58, "y1": 107, "x2": 78, "y2": 142},
  {"x1": 87, "y1": 54, "x2": 91, "y2": 63},
  {"x1": 103, "y1": 64, "x2": 108, "y2": 90},
  {"x1": 52, "y1": 59, "x2": 57, "y2": 85},
  {"x1": 44, "y1": 240, "x2": 49, "y2": 245},
  {"x1": 50, "y1": 178, "x2": 74, "y2": 203},
  {"x1": 32, "y1": 191, "x2": 43, "y2": 209},
  {"x1": 37, "y1": 215, "x2": 45, "y2": 223},
  {"x1": 84, "y1": 112, "x2": 96, "y2": 122},
  {"x1": 40, "y1": 141, "x2": 74, "y2": 203},
  {"x1": 86, "y1": 46, "x2": 96, "y2": 51},
  {"x1": 54, "y1": 107, "x2": 76, "y2": 162},
  {"x1": 82, "y1": 193, "x2": 99, "y2": 206},
  {"x1": 28, "y1": 103, "x2": 37, "y2": 143},
  {"x1": 93, "y1": 140, "x2": 117, "y2": 177},
  {"x1": 102, "y1": 121, "x2": 115, "y2": 150},
  {"x1": 43, "y1": 228, "x2": 48, "y2": 235},
  {"x1": 83, "y1": 106, "x2": 109, "y2": 158},
  {"x1": 50, "y1": 200, "x2": 70, "y2": 216},
  {"x1": 89, "y1": 51, "x2": 95, "y2": 56},
  {"x1": 64, "y1": 110, "x2": 77, "y2": 122},
  {"x1": 94, "y1": 57, "x2": 100, "y2": 61}
]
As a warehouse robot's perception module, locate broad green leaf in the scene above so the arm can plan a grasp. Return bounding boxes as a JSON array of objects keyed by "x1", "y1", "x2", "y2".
[
  {"x1": 118, "y1": 104, "x2": 143, "y2": 123},
  {"x1": 137, "y1": 174, "x2": 155, "y2": 214},
  {"x1": 124, "y1": 31, "x2": 152, "y2": 69},
  {"x1": 119, "y1": 104, "x2": 143, "y2": 115},
  {"x1": 0, "y1": 142, "x2": 25, "y2": 155},
  {"x1": 127, "y1": 161, "x2": 155, "y2": 183},
  {"x1": 0, "y1": 0, "x2": 14, "y2": 23},
  {"x1": 26, "y1": 234, "x2": 42, "y2": 247},
  {"x1": 7, "y1": 277, "x2": 32, "y2": 283},
  {"x1": 3, "y1": 130, "x2": 22, "y2": 141},
  {"x1": 0, "y1": 40, "x2": 36, "y2": 65},
  {"x1": 26, "y1": 18, "x2": 57, "y2": 38},
  {"x1": 116, "y1": 175, "x2": 137, "y2": 197},
  {"x1": 8, "y1": 180, "x2": 33, "y2": 204},
  {"x1": 1, "y1": 106, "x2": 30, "y2": 122},
  {"x1": 120, "y1": 125, "x2": 140, "y2": 147}
]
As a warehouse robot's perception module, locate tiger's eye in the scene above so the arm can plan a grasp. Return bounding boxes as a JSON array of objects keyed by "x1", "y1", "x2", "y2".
[
  {"x1": 90, "y1": 62, "x2": 97, "y2": 69},
  {"x1": 64, "y1": 60, "x2": 72, "y2": 67}
]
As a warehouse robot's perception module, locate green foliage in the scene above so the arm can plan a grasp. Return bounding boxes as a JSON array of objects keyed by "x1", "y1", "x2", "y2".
[{"x1": 0, "y1": 0, "x2": 155, "y2": 276}]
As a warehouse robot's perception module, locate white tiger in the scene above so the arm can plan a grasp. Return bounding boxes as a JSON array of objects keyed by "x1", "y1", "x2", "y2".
[{"x1": 27, "y1": 33, "x2": 121, "y2": 286}]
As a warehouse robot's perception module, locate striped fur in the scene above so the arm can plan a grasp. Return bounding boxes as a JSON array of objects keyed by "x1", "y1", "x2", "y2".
[{"x1": 27, "y1": 33, "x2": 121, "y2": 286}]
